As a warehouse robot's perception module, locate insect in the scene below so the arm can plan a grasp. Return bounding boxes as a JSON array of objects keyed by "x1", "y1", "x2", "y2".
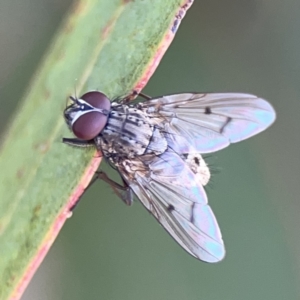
[{"x1": 63, "y1": 91, "x2": 276, "y2": 262}]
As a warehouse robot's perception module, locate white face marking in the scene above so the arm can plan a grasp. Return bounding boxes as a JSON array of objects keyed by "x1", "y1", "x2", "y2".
[{"x1": 67, "y1": 98, "x2": 109, "y2": 128}]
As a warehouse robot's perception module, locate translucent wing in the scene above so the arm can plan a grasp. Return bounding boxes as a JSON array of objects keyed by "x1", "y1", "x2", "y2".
[
  {"x1": 117, "y1": 151, "x2": 225, "y2": 263},
  {"x1": 140, "y1": 93, "x2": 276, "y2": 153}
]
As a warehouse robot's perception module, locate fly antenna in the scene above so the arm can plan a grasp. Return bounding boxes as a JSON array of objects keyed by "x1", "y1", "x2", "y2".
[
  {"x1": 74, "y1": 79, "x2": 78, "y2": 100},
  {"x1": 66, "y1": 79, "x2": 79, "y2": 107},
  {"x1": 65, "y1": 96, "x2": 69, "y2": 109},
  {"x1": 69, "y1": 96, "x2": 77, "y2": 102}
]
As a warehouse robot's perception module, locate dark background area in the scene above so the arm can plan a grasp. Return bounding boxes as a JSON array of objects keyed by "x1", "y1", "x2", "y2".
[{"x1": 1, "y1": 1, "x2": 299, "y2": 299}]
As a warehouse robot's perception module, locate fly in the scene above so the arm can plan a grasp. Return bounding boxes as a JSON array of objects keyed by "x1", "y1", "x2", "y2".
[{"x1": 63, "y1": 90, "x2": 276, "y2": 263}]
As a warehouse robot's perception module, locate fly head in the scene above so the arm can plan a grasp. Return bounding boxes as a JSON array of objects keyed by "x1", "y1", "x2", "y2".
[{"x1": 64, "y1": 91, "x2": 111, "y2": 140}]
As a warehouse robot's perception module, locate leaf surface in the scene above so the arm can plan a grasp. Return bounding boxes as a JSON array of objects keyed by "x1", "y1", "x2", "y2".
[{"x1": 0, "y1": 0, "x2": 194, "y2": 299}]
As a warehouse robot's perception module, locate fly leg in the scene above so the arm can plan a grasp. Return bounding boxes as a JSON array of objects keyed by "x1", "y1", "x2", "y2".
[
  {"x1": 94, "y1": 171, "x2": 134, "y2": 206},
  {"x1": 69, "y1": 171, "x2": 133, "y2": 212},
  {"x1": 62, "y1": 137, "x2": 96, "y2": 148},
  {"x1": 121, "y1": 90, "x2": 152, "y2": 104},
  {"x1": 137, "y1": 92, "x2": 152, "y2": 100}
]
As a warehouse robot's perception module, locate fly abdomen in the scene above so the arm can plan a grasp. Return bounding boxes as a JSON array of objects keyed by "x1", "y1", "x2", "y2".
[{"x1": 145, "y1": 127, "x2": 168, "y2": 155}]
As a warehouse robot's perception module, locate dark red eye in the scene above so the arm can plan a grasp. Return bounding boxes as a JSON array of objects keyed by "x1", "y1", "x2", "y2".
[{"x1": 72, "y1": 91, "x2": 111, "y2": 140}]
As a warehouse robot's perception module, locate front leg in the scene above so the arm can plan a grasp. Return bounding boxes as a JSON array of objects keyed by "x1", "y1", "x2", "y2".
[{"x1": 62, "y1": 137, "x2": 96, "y2": 148}]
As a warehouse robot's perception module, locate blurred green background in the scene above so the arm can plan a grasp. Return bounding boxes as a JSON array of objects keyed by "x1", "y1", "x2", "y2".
[{"x1": 1, "y1": 0, "x2": 300, "y2": 299}]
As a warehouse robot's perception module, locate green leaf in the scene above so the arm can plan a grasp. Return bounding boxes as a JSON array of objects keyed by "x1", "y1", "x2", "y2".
[{"x1": 0, "y1": 0, "x2": 193, "y2": 298}]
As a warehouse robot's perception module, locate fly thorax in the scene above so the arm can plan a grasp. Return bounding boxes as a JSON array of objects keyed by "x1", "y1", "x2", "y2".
[
  {"x1": 122, "y1": 158, "x2": 149, "y2": 174},
  {"x1": 98, "y1": 104, "x2": 161, "y2": 158}
]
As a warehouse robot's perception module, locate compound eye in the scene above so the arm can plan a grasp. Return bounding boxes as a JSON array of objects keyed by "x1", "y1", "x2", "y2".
[{"x1": 72, "y1": 91, "x2": 111, "y2": 140}]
